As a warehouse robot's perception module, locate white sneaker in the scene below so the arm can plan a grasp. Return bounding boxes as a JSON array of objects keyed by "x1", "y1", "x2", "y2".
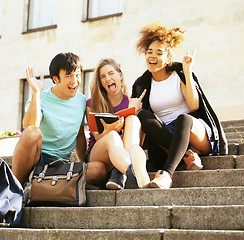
[
  {"x1": 150, "y1": 170, "x2": 172, "y2": 189},
  {"x1": 130, "y1": 145, "x2": 150, "y2": 188},
  {"x1": 183, "y1": 149, "x2": 203, "y2": 171}
]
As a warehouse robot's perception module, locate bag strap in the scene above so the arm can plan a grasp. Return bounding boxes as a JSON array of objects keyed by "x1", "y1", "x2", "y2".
[
  {"x1": 66, "y1": 161, "x2": 74, "y2": 181},
  {"x1": 49, "y1": 159, "x2": 70, "y2": 166},
  {"x1": 32, "y1": 159, "x2": 76, "y2": 183},
  {"x1": 38, "y1": 164, "x2": 48, "y2": 183}
]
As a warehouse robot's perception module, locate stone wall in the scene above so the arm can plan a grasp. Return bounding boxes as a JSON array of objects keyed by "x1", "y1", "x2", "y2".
[{"x1": 0, "y1": 0, "x2": 243, "y2": 130}]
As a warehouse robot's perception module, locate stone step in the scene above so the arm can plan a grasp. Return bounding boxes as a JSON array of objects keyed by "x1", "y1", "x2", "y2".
[
  {"x1": 126, "y1": 168, "x2": 244, "y2": 189},
  {"x1": 163, "y1": 229, "x2": 244, "y2": 240},
  {"x1": 2, "y1": 157, "x2": 243, "y2": 189},
  {"x1": 86, "y1": 187, "x2": 244, "y2": 207},
  {"x1": 225, "y1": 131, "x2": 244, "y2": 139},
  {"x1": 170, "y1": 169, "x2": 244, "y2": 188},
  {"x1": 178, "y1": 155, "x2": 240, "y2": 170},
  {"x1": 214, "y1": 143, "x2": 244, "y2": 155},
  {"x1": 0, "y1": 228, "x2": 243, "y2": 240},
  {"x1": 221, "y1": 120, "x2": 244, "y2": 128},
  {"x1": 2, "y1": 228, "x2": 244, "y2": 240},
  {"x1": 2, "y1": 156, "x2": 244, "y2": 188},
  {"x1": 237, "y1": 155, "x2": 244, "y2": 168},
  {"x1": 125, "y1": 168, "x2": 244, "y2": 189},
  {"x1": 1, "y1": 122, "x2": 243, "y2": 240},
  {"x1": 226, "y1": 138, "x2": 244, "y2": 144},
  {"x1": 0, "y1": 228, "x2": 162, "y2": 240},
  {"x1": 223, "y1": 126, "x2": 244, "y2": 133},
  {"x1": 228, "y1": 143, "x2": 240, "y2": 155},
  {"x1": 2, "y1": 153, "x2": 244, "y2": 170},
  {"x1": 20, "y1": 205, "x2": 244, "y2": 230}
]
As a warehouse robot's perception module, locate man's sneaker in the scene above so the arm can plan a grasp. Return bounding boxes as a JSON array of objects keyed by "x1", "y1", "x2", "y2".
[
  {"x1": 130, "y1": 145, "x2": 150, "y2": 188},
  {"x1": 183, "y1": 149, "x2": 203, "y2": 171},
  {"x1": 106, "y1": 168, "x2": 127, "y2": 190},
  {"x1": 150, "y1": 170, "x2": 172, "y2": 189}
]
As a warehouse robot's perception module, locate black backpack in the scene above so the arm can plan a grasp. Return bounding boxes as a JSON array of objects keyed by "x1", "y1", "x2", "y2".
[{"x1": 0, "y1": 158, "x2": 24, "y2": 227}]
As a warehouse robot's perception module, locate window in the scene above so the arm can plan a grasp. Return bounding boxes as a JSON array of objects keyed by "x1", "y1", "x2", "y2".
[
  {"x1": 80, "y1": 70, "x2": 94, "y2": 99},
  {"x1": 25, "y1": 77, "x2": 55, "y2": 102},
  {"x1": 27, "y1": 0, "x2": 57, "y2": 31},
  {"x1": 0, "y1": 0, "x2": 2, "y2": 36},
  {"x1": 84, "y1": 0, "x2": 123, "y2": 21},
  {"x1": 21, "y1": 77, "x2": 54, "y2": 128}
]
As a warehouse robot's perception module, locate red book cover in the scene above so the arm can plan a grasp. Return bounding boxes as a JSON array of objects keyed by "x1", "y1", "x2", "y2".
[{"x1": 88, "y1": 107, "x2": 135, "y2": 132}]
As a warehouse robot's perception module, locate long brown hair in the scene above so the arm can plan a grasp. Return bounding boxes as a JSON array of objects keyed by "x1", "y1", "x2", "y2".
[{"x1": 90, "y1": 58, "x2": 127, "y2": 113}]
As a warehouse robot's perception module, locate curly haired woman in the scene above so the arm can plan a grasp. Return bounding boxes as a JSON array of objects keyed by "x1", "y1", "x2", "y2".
[{"x1": 132, "y1": 22, "x2": 228, "y2": 189}]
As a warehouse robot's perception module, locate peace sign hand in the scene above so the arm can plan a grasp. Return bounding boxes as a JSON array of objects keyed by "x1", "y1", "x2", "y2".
[
  {"x1": 26, "y1": 66, "x2": 44, "y2": 93},
  {"x1": 129, "y1": 89, "x2": 146, "y2": 114},
  {"x1": 183, "y1": 50, "x2": 196, "y2": 73}
]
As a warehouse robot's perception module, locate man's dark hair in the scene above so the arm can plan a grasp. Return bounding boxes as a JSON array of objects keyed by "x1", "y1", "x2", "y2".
[{"x1": 49, "y1": 52, "x2": 82, "y2": 83}]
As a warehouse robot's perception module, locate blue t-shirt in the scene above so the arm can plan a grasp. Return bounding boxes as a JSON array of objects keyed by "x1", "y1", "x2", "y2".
[{"x1": 26, "y1": 88, "x2": 86, "y2": 160}]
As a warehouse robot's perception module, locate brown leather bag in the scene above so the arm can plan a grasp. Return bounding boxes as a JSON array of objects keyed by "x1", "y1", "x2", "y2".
[{"x1": 28, "y1": 160, "x2": 87, "y2": 207}]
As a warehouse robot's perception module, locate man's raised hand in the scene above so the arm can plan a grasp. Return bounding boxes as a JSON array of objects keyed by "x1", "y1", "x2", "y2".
[{"x1": 26, "y1": 66, "x2": 44, "y2": 93}]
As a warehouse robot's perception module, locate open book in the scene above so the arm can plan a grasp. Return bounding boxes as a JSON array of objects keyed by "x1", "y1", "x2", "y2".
[{"x1": 88, "y1": 107, "x2": 135, "y2": 133}]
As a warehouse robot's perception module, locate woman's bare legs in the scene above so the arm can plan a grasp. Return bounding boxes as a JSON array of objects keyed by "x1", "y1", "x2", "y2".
[
  {"x1": 121, "y1": 115, "x2": 150, "y2": 188},
  {"x1": 122, "y1": 115, "x2": 142, "y2": 153},
  {"x1": 89, "y1": 130, "x2": 131, "y2": 175},
  {"x1": 189, "y1": 117, "x2": 211, "y2": 155},
  {"x1": 88, "y1": 129, "x2": 150, "y2": 188}
]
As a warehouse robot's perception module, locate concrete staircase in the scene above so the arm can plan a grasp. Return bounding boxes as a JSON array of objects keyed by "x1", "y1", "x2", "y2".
[{"x1": 0, "y1": 120, "x2": 244, "y2": 239}]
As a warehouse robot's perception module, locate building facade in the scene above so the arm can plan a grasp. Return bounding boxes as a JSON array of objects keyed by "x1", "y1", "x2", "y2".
[{"x1": 0, "y1": 0, "x2": 244, "y2": 131}]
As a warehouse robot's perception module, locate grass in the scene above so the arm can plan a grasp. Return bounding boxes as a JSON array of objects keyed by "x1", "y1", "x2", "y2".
[{"x1": 43, "y1": 226, "x2": 62, "y2": 240}]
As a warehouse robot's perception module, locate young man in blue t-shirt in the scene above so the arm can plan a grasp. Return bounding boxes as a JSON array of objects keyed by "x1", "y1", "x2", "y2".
[
  {"x1": 12, "y1": 52, "x2": 105, "y2": 186},
  {"x1": 12, "y1": 52, "x2": 151, "y2": 190}
]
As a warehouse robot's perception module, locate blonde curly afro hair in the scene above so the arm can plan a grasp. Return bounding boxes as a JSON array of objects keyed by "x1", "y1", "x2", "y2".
[{"x1": 136, "y1": 22, "x2": 185, "y2": 54}]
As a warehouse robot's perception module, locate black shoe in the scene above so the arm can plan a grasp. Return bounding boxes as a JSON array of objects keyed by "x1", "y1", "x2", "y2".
[{"x1": 106, "y1": 168, "x2": 127, "y2": 190}]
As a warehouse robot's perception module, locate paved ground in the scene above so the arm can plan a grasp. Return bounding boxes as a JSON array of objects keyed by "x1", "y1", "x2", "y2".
[{"x1": 0, "y1": 137, "x2": 19, "y2": 157}]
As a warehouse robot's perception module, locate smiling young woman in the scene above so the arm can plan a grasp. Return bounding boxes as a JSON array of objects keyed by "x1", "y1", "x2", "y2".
[
  {"x1": 85, "y1": 58, "x2": 150, "y2": 190},
  {"x1": 89, "y1": 59, "x2": 127, "y2": 114},
  {"x1": 132, "y1": 22, "x2": 228, "y2": 189}
]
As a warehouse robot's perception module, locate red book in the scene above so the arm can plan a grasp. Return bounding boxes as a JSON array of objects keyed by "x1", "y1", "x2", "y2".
[{"x1": 88, "y1": 107, "x2": 136, "y2": 133}]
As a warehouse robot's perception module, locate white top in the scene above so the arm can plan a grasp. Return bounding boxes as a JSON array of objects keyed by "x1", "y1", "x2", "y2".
[{"x1": 149, "y1": 71, "x2": 190, "y2": 125}]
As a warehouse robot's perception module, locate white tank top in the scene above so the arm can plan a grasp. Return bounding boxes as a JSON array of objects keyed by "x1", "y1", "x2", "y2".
[{"x1": 149, "y1": 71, "x2": 190, "y2": 124}]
